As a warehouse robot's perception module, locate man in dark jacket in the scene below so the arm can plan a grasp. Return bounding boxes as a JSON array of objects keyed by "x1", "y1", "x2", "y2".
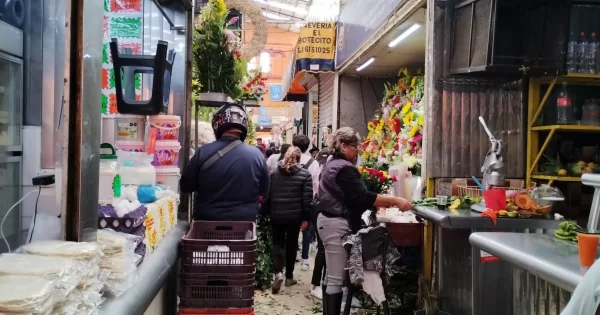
[
  {"x1": 261, "y1": 147, "x2": 313, "y2": 293},
  {"x1": 181, "y1": 104, "x2": 269, "y2": 221}
]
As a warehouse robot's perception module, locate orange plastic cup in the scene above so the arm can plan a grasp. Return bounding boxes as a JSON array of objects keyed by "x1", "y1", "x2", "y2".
[{"x1": 577, "y1": 233, "x2": 600, "y2": 267}]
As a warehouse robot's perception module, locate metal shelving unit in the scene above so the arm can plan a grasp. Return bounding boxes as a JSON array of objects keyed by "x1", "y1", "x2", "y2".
[{"x1": 526, "y1": 74, "x2": 600, "y2": 186}]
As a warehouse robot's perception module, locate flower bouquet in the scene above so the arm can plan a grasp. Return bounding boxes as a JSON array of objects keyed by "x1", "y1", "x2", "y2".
[
  {"x1": 241, "y1": 70, "x2": 268, "y2": 103},
  {"x1": 358, "y1": 166, "x2": 397, "y2": 194}
]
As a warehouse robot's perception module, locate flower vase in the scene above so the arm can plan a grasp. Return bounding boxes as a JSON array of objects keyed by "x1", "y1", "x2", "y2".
[
  {"x1": 390, "y1": 162, "x2": 408, "y2": 198},
  {"x1": 198, "y1": 92, "x2": 233, "y2": 103},
  {"x1": 242, "y1": 99, "x2": 259, "y2": 106}
]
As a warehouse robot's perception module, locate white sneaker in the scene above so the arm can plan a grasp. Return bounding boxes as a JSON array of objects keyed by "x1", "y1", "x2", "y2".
[
  {"x1": 272, "y1": 272, "x2": 284, "y2": 294},
  {"x1": 309, "y1": 286, "x2": 323, "y2": 300},
  {"x1": 301, "y1": 259, "x2": 310, "y2": 271}
]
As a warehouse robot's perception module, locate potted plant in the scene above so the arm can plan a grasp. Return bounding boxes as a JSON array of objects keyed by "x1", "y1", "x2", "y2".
[
  {"x1": 192, "y1": 0, "x2": 246, "y2": 101},
  {"x1": 241, "y1": 70, "x2": 268, "y2": 105}
]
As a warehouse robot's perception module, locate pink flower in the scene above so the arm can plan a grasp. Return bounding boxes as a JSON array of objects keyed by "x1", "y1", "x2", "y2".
[{"x1": 228, "y1": 16, "x2": 239, "y2": 25}]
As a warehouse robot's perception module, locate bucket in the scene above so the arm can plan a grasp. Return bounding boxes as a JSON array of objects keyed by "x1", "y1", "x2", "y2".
[
  {"x1": 152, "y1": 141, "x2": 181, "y2": 167},
  {"x1": 114, "y1": 115, "x2": 146, "y2": 142},
  {"x1": 156, "y1": 168, "x2": 181, "y2": 192},
  {"x1": 149, "y1": 115, "x2": 181, "y2": 141},
  {"x1": 115, "y1": 140, "x2": 145, "y2": 152}
]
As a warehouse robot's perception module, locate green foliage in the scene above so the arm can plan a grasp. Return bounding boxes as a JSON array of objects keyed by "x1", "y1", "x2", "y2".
[
  {"x1": 192, "y1": 2, "x2": 243, "y2": 99},
  {"x1": 246, "y1": 117, "x2": 256, "y2": 145},
  {"x1": 255, "y1": 214, "x2": 274, "y2": 290}
]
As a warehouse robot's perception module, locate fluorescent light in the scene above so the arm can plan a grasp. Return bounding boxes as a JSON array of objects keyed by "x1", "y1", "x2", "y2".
[
  {"x1": 254, "y1": 0, "x2": 307, "y2": 15},
  {"x1": 388, "y1": 24, "x2": 421, "y2": 48},
  {"x1": 263, "y1": 12, "x2": 290, "y2": 21},
  {"x1": 356, "y1": 58, "x2": 375, "y2": 72}
]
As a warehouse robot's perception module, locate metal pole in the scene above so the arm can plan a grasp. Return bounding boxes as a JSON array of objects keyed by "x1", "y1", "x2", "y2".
[
  {"x1": 61, "y1": 0, "x2": 103, "y2": 242},
  {"x1": 179, "y1": 7, "x2": 194, "y2": 222}
]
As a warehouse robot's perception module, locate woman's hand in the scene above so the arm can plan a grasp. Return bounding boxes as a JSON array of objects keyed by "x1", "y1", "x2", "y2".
[{"x1": 394, "y1": 197, "x2": 413, "y2": 211}]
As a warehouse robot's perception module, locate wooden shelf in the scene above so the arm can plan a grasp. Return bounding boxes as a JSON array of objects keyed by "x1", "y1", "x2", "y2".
[
  {"x1": 531, "y1": 125, "x2": 600, "y2": 132},
  {"x1": 532, "y1": 74, "x2": 600, "y2": 85},
  {"x1": 531, "y1": 175, "x2": 582, "y2": 182}
]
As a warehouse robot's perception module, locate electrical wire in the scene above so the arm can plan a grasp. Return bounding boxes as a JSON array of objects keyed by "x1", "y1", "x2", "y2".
[
  {"x1": 28, "y1": 186, "x2": 42, "y2": 243},
  {"x1": 1, "y1": 189, "x2": 39, "y2": 253}
]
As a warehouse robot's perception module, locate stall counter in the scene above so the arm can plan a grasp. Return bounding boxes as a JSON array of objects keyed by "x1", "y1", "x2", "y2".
[
  {"x1": 99, "y1": 220, "x2": 189, "y2": 315},
  {"x1": 412, "y1": 205, "x2": 560, "y2": 315}
]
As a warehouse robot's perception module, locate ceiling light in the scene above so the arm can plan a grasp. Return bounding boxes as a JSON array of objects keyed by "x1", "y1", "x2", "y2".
[
  {"x1": 254, "y1": 0, "x2": 307, "y2": 15},
  {"x1": 388, "y1": 24, "x2": 421, "y2": 48},
  {"x1": 263, "y1": 12, "x2": 290, "y2": 21},
  {"x1": 356, "y1": 58, "x2": 375, "y2": 72}
]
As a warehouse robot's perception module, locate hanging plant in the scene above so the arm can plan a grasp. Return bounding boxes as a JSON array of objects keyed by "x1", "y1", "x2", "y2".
[
  {"x1": 224, "y1": 0, "x2": 268, "y2": 59},
  {"x1": 192, "y1": 0, "x2": 244, "y2": 99}
]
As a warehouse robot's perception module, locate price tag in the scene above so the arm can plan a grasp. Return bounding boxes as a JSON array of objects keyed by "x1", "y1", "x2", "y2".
[{"x1": 480, "y1": 250, "x2": 500, "y2": 263}]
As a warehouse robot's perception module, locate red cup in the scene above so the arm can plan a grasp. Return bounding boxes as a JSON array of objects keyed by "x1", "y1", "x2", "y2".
[{"x1": 484, "y1": 189, "x2": 507, "y2": 210}]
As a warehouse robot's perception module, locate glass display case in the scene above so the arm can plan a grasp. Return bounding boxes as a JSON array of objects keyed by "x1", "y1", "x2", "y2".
[{"x1": 0, "y1": 156, "x2": 21, "y2": 253}]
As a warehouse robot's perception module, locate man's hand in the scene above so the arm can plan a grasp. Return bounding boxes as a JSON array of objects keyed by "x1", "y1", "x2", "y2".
[
  {"x1": 301, "y1": 221, "x2": 308, "y2": 232},
  {"x1": 394, "y1": 197, "x2": 413, "y2": 211}
]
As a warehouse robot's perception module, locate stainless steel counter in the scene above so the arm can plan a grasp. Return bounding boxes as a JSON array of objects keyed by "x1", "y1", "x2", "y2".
[
  {"x1": 413, "y1": 205, "x2": 561, "y2": 315},
  {"x1": 413, "y1": 205, "x2": 559, "y2": 229},
  {"x1": 99, "y1": 221, "x2": 189, "y2": 315},
  {"x1": 470, "y1": 232, "x2": 583, "y2": 292}
]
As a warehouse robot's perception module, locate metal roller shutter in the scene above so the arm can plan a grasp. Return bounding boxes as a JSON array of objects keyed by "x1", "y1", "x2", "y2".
[{"x1": 318, "y1": 73, "x2": 335, "y2": 128}]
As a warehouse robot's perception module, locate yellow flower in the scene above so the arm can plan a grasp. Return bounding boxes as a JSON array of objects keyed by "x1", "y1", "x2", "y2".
[
  {"x1": 418, "y1": 115, "x2": 424, "y2": 126},
  {"x1": 403, "y1": 116, "x2": 410, "y2": 127},
  {"x1": 410, "y1": 125, "x2": 419, "y2": 137},
  {"x1": 406, "y1": 112, "x2": 414, "y2": 121},
  {"x1": 402, "y1": 102, "x2": 412, "y2": 114},
  {"x1": 367, "y1": 121, "x2": 374, "y2": 131},
  {"x1": 390, "y1": 108, "x2": 397, "y2": 118},
  {"x1": 209, "y1": 0, "x2": 227, "y2": 16}
]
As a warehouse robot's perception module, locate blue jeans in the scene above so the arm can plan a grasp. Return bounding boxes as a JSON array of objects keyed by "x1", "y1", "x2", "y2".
[{"x1": 302, "y1": 223, "x2": 314, "y2": 260}]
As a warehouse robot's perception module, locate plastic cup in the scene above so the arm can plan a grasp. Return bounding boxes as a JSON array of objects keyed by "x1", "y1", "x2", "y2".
[
  {"x1": 436, "y1": 195, "x2": 448, "y2": 207},
  {"x1": 577, "y1": 233, "x2": 599, "y2": 268}
]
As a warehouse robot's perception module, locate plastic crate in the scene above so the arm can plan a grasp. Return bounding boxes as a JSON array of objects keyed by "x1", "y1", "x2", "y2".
[
  {"x1": 179, "y1": 308, "x2": 254, "y2": 315},
  {"x1": 181, "y1": 243, "x2": 256, "y2": 274},
  {"x1": 182, "y1": 221, "x2": 256, "y2": 245},
  {"x1": 179, "y1": 274, "x2": 254, "y2": 308}
]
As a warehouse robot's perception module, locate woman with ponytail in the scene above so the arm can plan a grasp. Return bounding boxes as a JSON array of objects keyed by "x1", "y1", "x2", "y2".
[{"x1": 260, "y1": 146, "x2": 314, "y2": 294}]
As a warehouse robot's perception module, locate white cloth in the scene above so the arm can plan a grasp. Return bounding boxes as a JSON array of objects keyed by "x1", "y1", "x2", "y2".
[
  {"x1": 300, "y1": 151, "x2": 321, "y2": 193},
  {"x1": 266, "y1": 153, "x2": 281, "y2": 171},
  {"x1": 362, "y1": 270, "x2": 386, "y2": 305},
  {"x1": 561, "y1": 260, "x2": 600, "y2": 315}
]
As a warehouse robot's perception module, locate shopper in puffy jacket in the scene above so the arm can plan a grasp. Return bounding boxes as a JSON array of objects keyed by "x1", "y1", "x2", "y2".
[{"x1": 261, "y1": 146, "x2": 313, "y2": 294}]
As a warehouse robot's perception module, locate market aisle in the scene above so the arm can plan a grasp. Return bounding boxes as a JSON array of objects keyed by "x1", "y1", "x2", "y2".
[{"x1": 254, "y1": 249, "x2": 323, "y2": 315}]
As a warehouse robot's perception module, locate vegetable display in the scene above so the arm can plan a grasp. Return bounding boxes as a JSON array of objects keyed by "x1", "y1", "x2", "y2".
[
  {"x1": 412, "y1": 196, "x2": 481, "y2": 209},
  {"x1": 554, "y1": 221, "x2": 582, "y2": 242}
]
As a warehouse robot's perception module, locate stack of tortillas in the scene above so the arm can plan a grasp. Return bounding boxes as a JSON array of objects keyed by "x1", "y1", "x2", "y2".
[
  {"x1": 0, "y1": 275, "x2": 56, "y2": 314},
  {"x1": 0, "y1": 254, "x2": 83, "y2": 299},
  {"x1": 19, "y1": 240, "x2": 106, "y2": 314},
  {"x1": 97, "y1": 229, "x2": 142, "y2": 296}
]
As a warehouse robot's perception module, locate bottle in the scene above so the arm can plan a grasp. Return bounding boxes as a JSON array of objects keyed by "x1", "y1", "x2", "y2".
[
  {"x1": 557, "y1": 82, "x2": 574, "y2": 124},
  {"x1": 588, "y1": 32, "x2": 599, "y2": 74},
  {"x1": 577, "y1": 32, "x2": 587, "y2": 73},
  {"x1": 582, "y1": 99, "x2": 592, "y2": 125},
  {"x1": 567, "y1": 32, "x2": 577, "y2": 73}
]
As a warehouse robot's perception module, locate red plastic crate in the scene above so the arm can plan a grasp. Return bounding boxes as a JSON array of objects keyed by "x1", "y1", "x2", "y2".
[{"x1": 179, "y1": 308, "x2": 254, "y2": 314}]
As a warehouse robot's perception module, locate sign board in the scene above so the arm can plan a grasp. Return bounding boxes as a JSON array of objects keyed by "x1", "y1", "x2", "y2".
[
  {"x1": 336, "y1": 0, "x2": 404, "y2": 68},
  {"x1": 257, "y1": 106, "x2": 272, "y2": 127},
  {"x1": 269, "y1": 84, "x2": 283, "y2": 102},
  {"x1": 295, "y1": 22, "x2": 336, "y2": 72}
]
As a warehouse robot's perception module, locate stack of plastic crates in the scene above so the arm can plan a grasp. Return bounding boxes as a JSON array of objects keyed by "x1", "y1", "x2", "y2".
[{"x1": 180, "y1": 221, "x2": 256, "y2": 315}]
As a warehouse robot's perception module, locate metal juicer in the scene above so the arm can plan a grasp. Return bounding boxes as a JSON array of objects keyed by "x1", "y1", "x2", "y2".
[{"x1": 480, "y1": 116, "x2": 505, "y2": 188}]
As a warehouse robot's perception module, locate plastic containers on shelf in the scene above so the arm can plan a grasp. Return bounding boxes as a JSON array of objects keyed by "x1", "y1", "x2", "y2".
[
  {"x1": 149, "y1": 115, "x2": 181, "y2": 141},
  {"x1": 99, "y1": 144, "x2": 121, "y2": 204},
  {"x1": 152, "y1": 141, "x2": 181, "y2": 167},
  {"x1": 156, "y1": 168, "x2": 181, "y2": 192},
  {"x1": 117, "y1": 151, "x2": 156, "y2": 186},
  {"x1": 557, "y1": 82, "x2": 575, "y2": 125},
  {"x1": 102, "y1": 115, "x2": 147, "y2": 144},
  {"x1": 115, "y1": 140, "x2": 146, "y2": 152}
]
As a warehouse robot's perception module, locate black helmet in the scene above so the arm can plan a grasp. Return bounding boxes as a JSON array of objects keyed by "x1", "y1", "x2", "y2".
[{"x1": 212, "y1": 103, "x2": 248, "y2": 142}]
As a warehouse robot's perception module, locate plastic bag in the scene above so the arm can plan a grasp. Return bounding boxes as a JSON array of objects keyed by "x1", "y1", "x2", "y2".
[
  {"x1": 97, "y1": 229, "x2": 142, "y2": 296},
  {"x1": 19, "y1": 241, "x2": 104, "y2": 265},
  {"x1": 117, "y1": 151, "x2": 156, "y2": 186},
  {"x1": 0, "y1": 275, "x2": 57, "y2": 314},
  {"x1": 0, "y1": 253, "x2": 85, "y2": 299}
]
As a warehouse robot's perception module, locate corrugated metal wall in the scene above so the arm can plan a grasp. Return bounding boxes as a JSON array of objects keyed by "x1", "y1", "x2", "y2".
[
  {"x1": 318, "y1": 73, "x2": 336, "y2": 128},
  {"x1": 427, "y1": 77, "x2": 526, "y2": 179}
]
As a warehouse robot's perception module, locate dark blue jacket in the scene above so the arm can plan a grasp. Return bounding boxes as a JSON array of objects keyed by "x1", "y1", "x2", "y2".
[{"x1": 181, "y1": 136, "x2": 270, "y2": 221}]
